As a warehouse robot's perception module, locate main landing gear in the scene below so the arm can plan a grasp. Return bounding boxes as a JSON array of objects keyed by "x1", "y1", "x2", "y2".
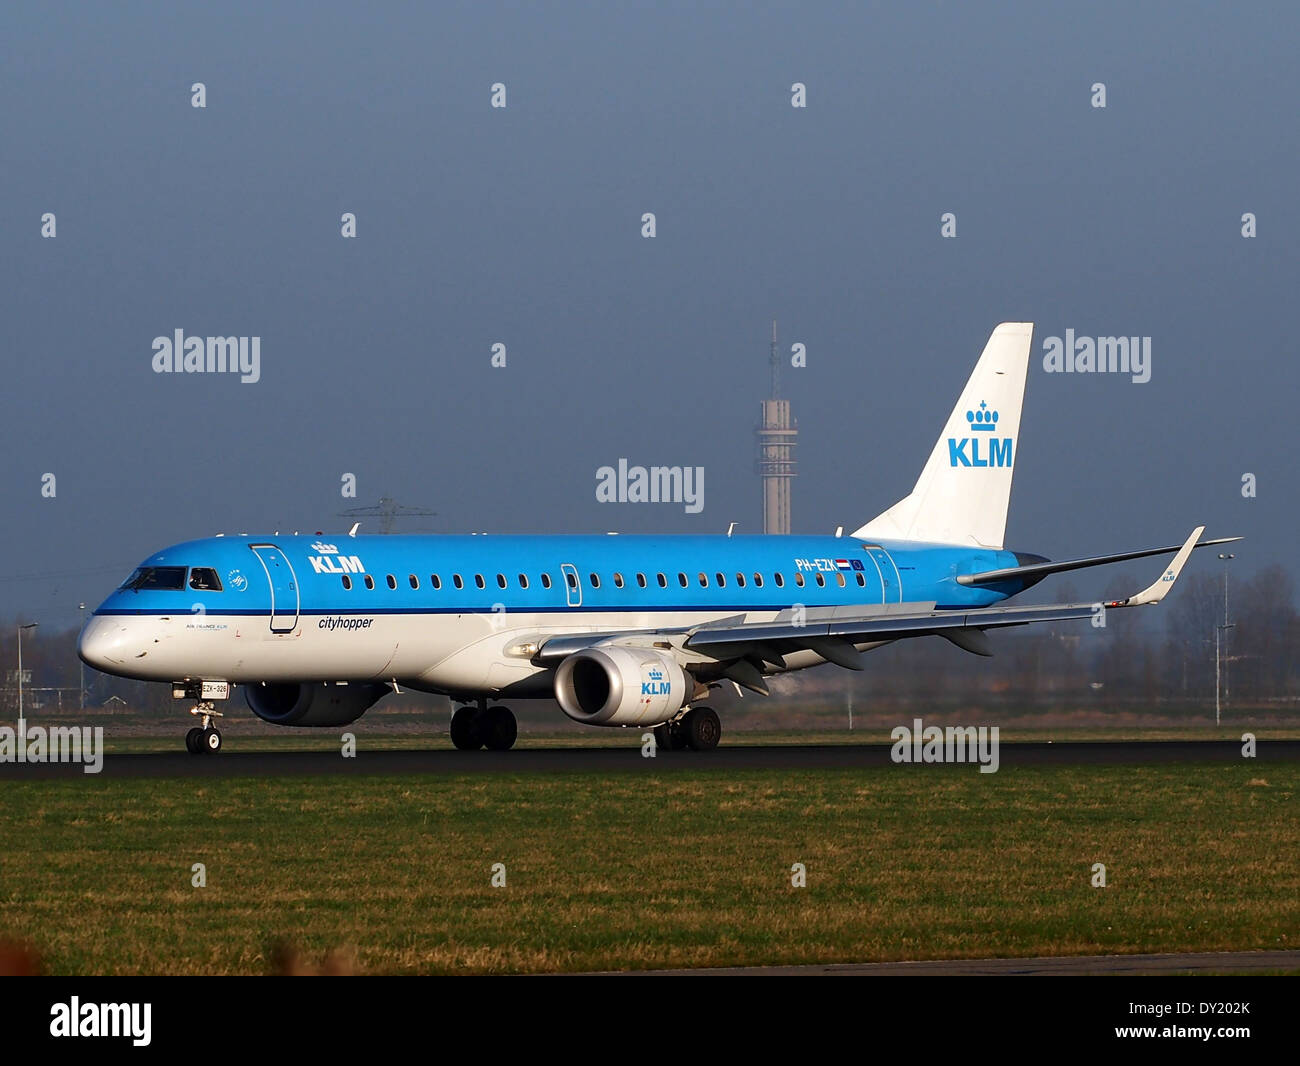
[
  {"x1": 450, "y1": 701, "x2": 518, "y2": 751},
  {"x1": 654, "y1": 705, "x2": 721, "y2": 752},
  {"x1": 185, "y1": 702, "x2": 224, "y2": 755}
]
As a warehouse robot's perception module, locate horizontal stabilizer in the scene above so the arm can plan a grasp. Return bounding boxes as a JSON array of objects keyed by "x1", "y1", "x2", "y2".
[{"x1": 957, "y1": 534, "x2": 1241, "y2": 587}]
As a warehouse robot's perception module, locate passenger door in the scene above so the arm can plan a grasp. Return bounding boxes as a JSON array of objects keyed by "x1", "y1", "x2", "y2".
[{"x1": 250, "y1": 544, "x2": 300, "y2": 632}]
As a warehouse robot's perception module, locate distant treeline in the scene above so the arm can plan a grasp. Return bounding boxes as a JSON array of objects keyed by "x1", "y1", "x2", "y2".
[{"x1": 3, "y1": 565, "x2": 1295, "y2": 715}]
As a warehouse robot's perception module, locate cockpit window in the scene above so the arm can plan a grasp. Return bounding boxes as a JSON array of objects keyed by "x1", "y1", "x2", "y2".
[
  {"x1": 189, "y1": 567, "x2": 223, "y2": 591},
  {"x1": 119, "y1": 566, "x2": 188, "y2": 591}
]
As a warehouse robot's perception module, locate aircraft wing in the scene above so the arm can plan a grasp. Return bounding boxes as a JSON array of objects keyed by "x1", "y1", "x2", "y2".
[{"x1": 533, "y1": 527, "x2": 1208, "y2": 677}]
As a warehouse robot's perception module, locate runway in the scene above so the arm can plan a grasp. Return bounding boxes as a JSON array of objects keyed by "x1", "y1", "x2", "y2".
[
  {"x1": 617, "y1": 949, "x2": 1300, "y2": 976},
  {"x1": 2, "y1": 739, "x2": 1296, "y2": 779}
]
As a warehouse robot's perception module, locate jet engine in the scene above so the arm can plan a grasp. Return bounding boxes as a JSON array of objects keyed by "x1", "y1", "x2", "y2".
[
  {"x1": 553, "y1": 646, "x2": 688, "y2": 726},
  {"x1": 243, "y1": 681, "x2": 389, "y2": 727}
]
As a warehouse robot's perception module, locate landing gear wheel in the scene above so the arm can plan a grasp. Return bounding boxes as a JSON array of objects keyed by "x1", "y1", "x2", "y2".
[
  {"x1": 654, "y1": 722, "x2": 687, "y2": 752},
  {"x1": 684, "y1": 706, "x2": 721, "y2": 751},
  {"x1": 450, "y1": 706, "x2": 483, "y2": 750},
  {"x1": 186, "y1": 701, "x2": 225, "y2": 753},
  {"x1": 482, "y1": 706, "x2": 517, "y2": 751}
]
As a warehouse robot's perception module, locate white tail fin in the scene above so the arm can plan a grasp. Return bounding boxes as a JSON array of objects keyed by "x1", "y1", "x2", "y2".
[{"x1": 851, "y1": 322, "x2": 1033, "y2": 549}]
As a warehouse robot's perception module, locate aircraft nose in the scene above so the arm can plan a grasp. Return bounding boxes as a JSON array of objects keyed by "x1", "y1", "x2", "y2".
[{"x1": 78, "y1": 615, "x2": 129, "y2": 671}]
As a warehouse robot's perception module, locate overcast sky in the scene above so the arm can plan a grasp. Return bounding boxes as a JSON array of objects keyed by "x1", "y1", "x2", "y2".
[{"x1": 1, "y1": 1, "x2": 1293, "y2": 627}]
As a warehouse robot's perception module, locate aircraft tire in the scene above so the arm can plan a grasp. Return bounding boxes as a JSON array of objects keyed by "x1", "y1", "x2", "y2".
[
  {"x1": 482, "y1": 706, "x2": 518, "y2": 751},
  {"x1": 450, "y1": 706, "x2": 483, "y2": 750},
  {"x1": 684, "y1": 706, "x2": 721, "y2": 751}
]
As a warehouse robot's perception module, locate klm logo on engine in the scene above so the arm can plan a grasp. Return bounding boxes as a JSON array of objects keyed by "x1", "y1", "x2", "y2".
[
  {"x1": 307, "y1": 542, "x2": 365, "y2": 575},
  {"x1": 642, "y1": 667, "x2": 671, "y2": 697},
  {"x1": 948, "y1": 401, "x2": 1013, "y2": 468}
]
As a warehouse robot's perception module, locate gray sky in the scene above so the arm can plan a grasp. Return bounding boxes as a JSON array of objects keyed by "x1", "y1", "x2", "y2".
[{"x1": 1, "y1": 1, "x2": 1293, "y2": 627}]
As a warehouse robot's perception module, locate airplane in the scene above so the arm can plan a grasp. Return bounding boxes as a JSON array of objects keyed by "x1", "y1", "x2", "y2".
[{"x1": 78, "y1": 322, "x2": 1238, "y2": 754}]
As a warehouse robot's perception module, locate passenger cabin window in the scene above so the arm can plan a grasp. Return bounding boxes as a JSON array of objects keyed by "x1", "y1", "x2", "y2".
[
  {"x1": 364, "y1": 575, "x2": 375, "y2": 590},
  {"x1": 775, "y1": 573, "x2": 785, "y2": 587},
  {"x1": 589, "y1": 573, "x2": 601, "y2": 589},
  {"x1": 475, "y1": 574, "x2": 485, "y2": 589},
  {"x1": 341, "y1": 575, "x2": 352, "y2": 590},
  {"x1": 856, "y1": 573, "x2": 866, "y2": 586},
  {"x1": 518, "y1": 574, "x2": 529, "y2": 589},
  {"x1": 119, "y1": 566, "x2": 187, "y2": 591},
  {"x1": 678, "y1": 573, "x2": 688, "y2": 587},
  {"x1": 815, "y1": 574, "x2": 825, "y2": 587},
  {"x1": 565, "y1": 572, "x2": 577, "y2": 589},
  {"x1": 387, "y1": 574, "x2": 397, "y2": 590},
  {"x1": 753, "y1": 573, "x2": 763, "y2": 588},
  {"x1": 189, "y1": 567, "x2": 222, "y2": 592},
  {"x1": 409, "y1": 574, "x2": 419, "y2": 589},
  {"x1": 698, "y1": 572, "x2": 708, "y2": 587},
  {"x1": 497, "y1": 574, "x2": 507, "y2": 589},
  {"x1": 716, "y1": 572, "x2": 726, "y2": 588},
  {"x1": 453, "y1": 574, "x2": 464, "y2": 589},
  {"x1": 431, "y1": 574, "x2": 442, "y2": 590},
  {"x1": 658, "y1": 573, "x2": 667, "y2": 588},
  {"x1": 795, "y1": 574, "x2": 805, "y2": 587},
  {"x1": 613, "y1": 572, "x2": 624, "y2": 588},
  {"x1": 636, "y1": 573, "x2": 647, "y2": 588},
  {"x1": 735, "y1": 573, "x2": 745, "y2": 588},
  {"x1": 541, "y1": 573, "x2": 552, "y2": 589},
  {"x1": 836, "y1": 573, "x2": 845, "y2": 587}
]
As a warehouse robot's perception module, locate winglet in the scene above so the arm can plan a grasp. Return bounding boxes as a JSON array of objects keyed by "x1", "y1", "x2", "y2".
[{"x1": 1120, "y1": 526, "x2": 1205, "y2": 606}]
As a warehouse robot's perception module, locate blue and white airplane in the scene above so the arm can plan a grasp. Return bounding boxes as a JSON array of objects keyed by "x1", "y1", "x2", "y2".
[{"x1": 78, "y1": 323, "x2": 1236, "y2": 753}]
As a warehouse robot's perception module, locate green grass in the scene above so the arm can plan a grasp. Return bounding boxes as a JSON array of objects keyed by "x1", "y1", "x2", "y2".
[{"x1": 0, "y1": 762, "x2": 1296, "y2": 973}]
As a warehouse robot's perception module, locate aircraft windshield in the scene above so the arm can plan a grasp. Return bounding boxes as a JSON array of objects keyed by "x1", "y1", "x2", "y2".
[
  {"x1": 118, "y1": 566, "x2": 188, "y2": 591},
  {"x1": 189, "y1": 567, "x2": 223, "y2": 591}
]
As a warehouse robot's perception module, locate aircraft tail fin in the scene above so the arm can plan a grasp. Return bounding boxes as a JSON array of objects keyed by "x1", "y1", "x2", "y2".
[{"x1": 851, "y1": 322, "x2": 1033, "y2": 549}]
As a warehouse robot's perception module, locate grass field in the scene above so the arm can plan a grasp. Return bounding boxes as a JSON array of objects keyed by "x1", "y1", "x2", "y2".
[{"x1": 1, "y1": 761, "x2": 1296, "y2": 974}]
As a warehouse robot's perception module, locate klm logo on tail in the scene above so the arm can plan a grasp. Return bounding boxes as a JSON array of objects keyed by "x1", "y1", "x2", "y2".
[{"x1": 949, "y1": 401, "x2": 1013, "y2": 468}]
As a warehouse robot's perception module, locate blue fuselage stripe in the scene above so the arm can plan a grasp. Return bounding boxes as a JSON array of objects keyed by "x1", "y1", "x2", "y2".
[{"x1": 91, "y1": 533, "x2": 1028, "y2": 618}]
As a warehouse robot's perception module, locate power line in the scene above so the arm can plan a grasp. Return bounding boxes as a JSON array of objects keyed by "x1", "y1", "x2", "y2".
[{"x1": 339, "y1": 496, "x2": 438, "y2": 535}]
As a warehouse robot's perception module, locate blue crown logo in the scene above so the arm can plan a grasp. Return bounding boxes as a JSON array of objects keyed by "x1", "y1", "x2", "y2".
[
  {"x1": 966, "y1": 401, "x2": 999, "y2": 432},
  {"x1": 647, "y1": 668, "x2": 663, "y2": 680}
]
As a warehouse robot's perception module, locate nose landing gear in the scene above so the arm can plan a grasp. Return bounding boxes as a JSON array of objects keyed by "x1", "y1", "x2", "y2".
[{"x1": 184, "y1": 702, "x2": 224, "y2": 755}]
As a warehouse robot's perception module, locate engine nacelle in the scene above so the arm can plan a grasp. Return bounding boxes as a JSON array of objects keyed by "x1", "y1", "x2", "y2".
[
  {"x1": 243, "y1": 681, "x2": 389, "y2": 727},
  {"x1": 553, "y1": 646, "x2": 688, "y2": 727}
]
